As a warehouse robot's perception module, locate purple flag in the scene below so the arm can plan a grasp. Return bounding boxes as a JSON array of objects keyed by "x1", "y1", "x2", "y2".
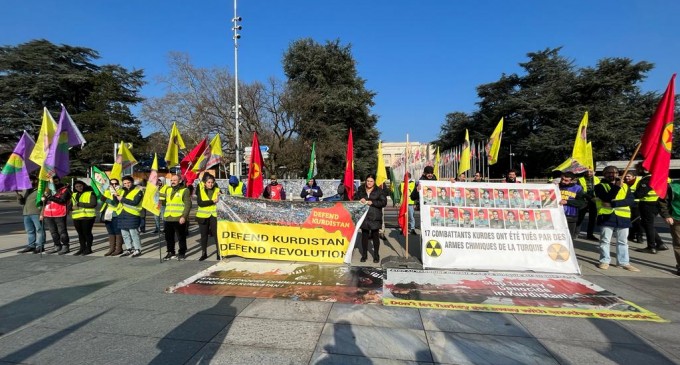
[
  {"x1": 0, "y1": 131, "x2": 37, "y2": 192},
  {"x1": 41, "y1": 105, "x2": 87, "y2": 179}
]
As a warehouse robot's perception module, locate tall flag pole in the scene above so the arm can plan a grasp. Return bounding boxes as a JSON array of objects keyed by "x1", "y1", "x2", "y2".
[
  {"x1": 343, "y1": 129, "x2": 355, "y2": 200},
  {"x1": 246, "y1": 132, "x2": 264, "y2": 198},
  {"x1": 306, "y1": 141, "x2": 318, "y2": 182},
  {"x1": 376, "y1": 141, "x2": 387, "y2": 187},
  {"x1": 0, "y1": 131, "x2": 37, "y2": 192},
  {"x1": 638, "y1": 74, "x2": 676, "y2": 198},
  {"x1": 164, "y1": 122, "x2": 186, "y2": 168}
]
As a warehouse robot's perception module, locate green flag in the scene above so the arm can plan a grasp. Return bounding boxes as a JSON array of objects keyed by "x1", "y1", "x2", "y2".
[
  {"x1": 90, "y1": 166, "x2": 110, "y2": 199},
  {"x1": 306, "y1": 142, "x2": 317, "y2": 181}
]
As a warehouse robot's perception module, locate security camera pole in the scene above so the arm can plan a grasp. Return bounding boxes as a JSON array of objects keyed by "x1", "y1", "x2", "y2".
[{"x1": 232, "y1": 0, "x2": 243, "y2": 176}]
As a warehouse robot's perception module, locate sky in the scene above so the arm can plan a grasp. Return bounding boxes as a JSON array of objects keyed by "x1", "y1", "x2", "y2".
[{"x1": 2, "y1": 0, "x2": 678, "y2": 144}]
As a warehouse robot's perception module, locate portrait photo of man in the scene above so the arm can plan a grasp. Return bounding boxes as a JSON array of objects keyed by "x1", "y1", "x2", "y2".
[
  {"x1": 430, "y1": 207, "x2": 445, "y2": 226},
  {"x1": 478, "y1": 189, "x2": 494, "y2": 208},
  {"x1": 474, "y1": 209, "x2": 490, "y2": 228},
  {"x1": 459, "y1": 209, "x2": 475, "y2": 228},
  {"x1": 445, "y1": 208, "x2": 459, "y2": 227},
  {"x1": 535, "y1": 210, "x2": 553, "y2": 230},
  {"x1": 489, "y1": 209, "x2": 504, "y2": 229},
  {"x1": 423, "y1": 187, "x2": 437, "y2": 205},
  {"x1": 451, "y1": 188, "x2": 465, "y2": 206},
  {"x1": 504, "y1": 210, "x2": 520, "y2": 229},
  {"x1": 520, "y1": 210, "x2": 536, "y2": 229},
  {"x1": 466, "y1": 188, "x2": 479, "y2": 207},
  {"x1": 494, "y1": 189, "x2": 509, "y2": 208},
  {"x1": 509, "y1": 189, "x2": 525, "y2": 208},
  {"x1": 437, "y1": 187, "x2": 450, "y2": 206},
  {"x1": 524, "y1": 190, "x2": 542, "y2": 208}
]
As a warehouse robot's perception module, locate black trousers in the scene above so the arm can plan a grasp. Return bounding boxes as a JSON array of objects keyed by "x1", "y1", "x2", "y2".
[
  {"x1": 197, "y1": 216, "x2": 217, "y2": 253},
  {"x1": 165, "y1": 221, "x2": 188, "y2": 254},
  {"x1": 44, "y1": 216, "x2": 69, "y2": 246},
  {"x1": 73, "y1": 218, "x2": 95, "y2": 249},
  {"x1": 566, "y1": 216, "x2": 579, "y2": 240},
  {"x1": 577, "y1": 200, "x2": 597, "y2": 237},
  {"x1": 629, "y1": 205, "x2": 643, "y2": 240},
  {"x1": 639, "y1": 201, "x2": 666, "y2": 249},
  {"x1": 361, "y1": 229, "x2": 380, "y2": 258}
]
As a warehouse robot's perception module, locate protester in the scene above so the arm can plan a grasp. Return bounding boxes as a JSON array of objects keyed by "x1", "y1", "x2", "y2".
[
  {"x1": 577, "y1": 168, "x2": 601, "y2": 241},
  {"x1": 559, "y1": 171, "x2": 587, "y2": 239},
  {"x1": 263, "y1": 175, "x2": 286, "y2": 200},
  {"x1": 163, "y1": 174, "x2": 192, "y2": 260},
  {"x1": 17, "y1": 175, "x2": 45, "y2": 254},
  {"x1": 658, "y1": 180, "x2": 680, "y2": 276},
  {"x1": 100, "y1": 178, "x2": 124, "y2": 256},
  {"x1": 137, "y1": 179, "x2": 147, "y2": 234},
  {"x1": 227, "y1": 175, "x2": 246, "y2": 197},
  {"x1": 623, "y1": 170, "x2": 643, "y2": 243},
  {"x1": 71, "y1": 180, "x2": 97, "y2": 256},
  {"x1": 43, "y1": 175, "x2": 71, "y2": 255},
  {"x1": 196, "y1": 174, "x2": 220, "y2": 261},
  {"x1": 634, "y1": 162, "x2": 670, "y2": 254},
  {"x1": 594, "y1": 166, "x2": 639, "y2": 272},
  {"x1": 300, "y1": 178, "x2": 323, "y2": 202},
  {"x1": 117, "y1": 175, "x2": 143, "y2": 257},
  {"x1": 399, "y1": 172, "x2": 416, "y2": 234},
  {"x1": 354, "y1": 174, "x2": 387, "y2": 263},
  {"x1": 472, "y1": 171, "x2": 482, "y2": 182},
  {"x1": 505, "y1": 169, "x2": 520, "y2": 183}
]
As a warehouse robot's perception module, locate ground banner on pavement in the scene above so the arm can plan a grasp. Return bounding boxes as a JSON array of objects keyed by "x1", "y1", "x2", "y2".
[
  {"x1": 167, "y1": 261, "x2": 384, "y2": 304},
  {"x1": 383, "y1": 269, "x2": 665, "y2": 322},
  {"x1": 216, "y1": 196, "x2": 368, "y2": 264},
  {"x1": 418, "y1": 182, "x2": 581, "y2": 274}
]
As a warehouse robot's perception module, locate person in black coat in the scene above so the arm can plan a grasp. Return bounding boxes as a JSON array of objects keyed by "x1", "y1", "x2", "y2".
[
  {"x1": 300, "y1": 178, "x2": 323, "y2": 202},
  {"x1": 353, "y1": 174, "x2": 387, "y2": 263}
]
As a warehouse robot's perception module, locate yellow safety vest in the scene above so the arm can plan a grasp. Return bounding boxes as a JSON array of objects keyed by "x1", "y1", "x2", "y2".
[
  {"x1": 159, "y1": 184, "x2": 170, "y2": 201},
  {"x1": 399, "y1": 181, "x2": 416, "y2": 204},
  {"x1": 578, "y1": 176, "x2": 601, "y2": 193},
  {"x1": 638, "y1": 176, "x2": 671, "y2": 202},
  {"x1": 164, "y1": 187, "x2": 187, "y2": 218},
  {"x1": 71, "y1": 191, "x2": 96, "y2": 219},
  {"x1": 121, "y1": 188, "x2": 143, "y2": 216},
  {"x1": 100, "y1": 188, "x2": 124, "y2": 215},
  {"x1": 630, "y1": 178, "x2": 640, "y2": 202},
  {"x1": 596, "y1": 183, "x2": 631, "y2": 218},
  {"x1": 196, "y1": 186, "x2": 220, "y2": 218},
  {"x1": 228, "y1": 182, "x2": 244, "y2": 197}
]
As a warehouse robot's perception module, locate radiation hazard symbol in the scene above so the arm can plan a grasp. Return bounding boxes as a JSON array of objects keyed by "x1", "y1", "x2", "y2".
[
  {"x1": 425, "y1": 240, "x2": 443, "y2": 257},
  {"x1": 547, "y1": 243, "x2": 570, "y2": 262}
]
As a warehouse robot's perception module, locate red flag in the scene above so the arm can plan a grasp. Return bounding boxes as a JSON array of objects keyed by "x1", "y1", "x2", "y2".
[
  {"x1": 246, "y1": 132, "x2": 264, "y2": 198},
  {"x1": 397, "y1": 173, "x2": 409, "y2": 236},
  {"x1": 180, "y1": 138, "x2": 207, "y2": 186},
  {"x1": 640, "y1": 74, "x2": 676, "y2": 198},
  {"x1": 343, "y1": 129, "x2": 355, "y2": 200},
  {"x1": 520, "y1": 163, "x2": 526, "y2": 183}
]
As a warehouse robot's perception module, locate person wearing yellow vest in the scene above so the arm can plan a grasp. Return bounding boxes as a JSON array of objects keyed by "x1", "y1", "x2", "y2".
[
  {"x1": 116, "y1": 176, "x2": 143, "y2": 257},
  {"x1": 623, "y1": 170, "x2": 643, "y2": 243},
  {"x1": 71, "y1": 180, "x2": 97, "y2": 256},
  {"x1": 227, "y1": 175, "x2": 246, "y2": 197},
  {"x1": 196, "y1": 174, "x2": 220, "y2": 261},
  {"x1": 163, "y1": 174, "x2": 192, "y2": 260},
  {"x1": 399, "y1": 172, "x2": 416, "y2": 234},
  {"x1": 577, "y1": 169, "x2": 601, "y2": 241},
  {"x1": 634, "y1": 162, "x2": 670, "y2": 254},
  {"x1": 42, "y1": 175, "x2": 72, "y2": 255},
  {"x1": 100, "y1": 178, "x2": 124, "y2": 256},
  {"x1": 594, "y1": 166, "x2": 639, "y2": 272}
]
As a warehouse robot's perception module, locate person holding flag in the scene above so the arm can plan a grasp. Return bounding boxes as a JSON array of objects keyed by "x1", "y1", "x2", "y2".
[
  {"x1": 42, "y1": 175, "x2": 71, "y2": 255},
  {"x1": 70, "y1": 180, "x2": 97, "y2": 256},
  {"x1": 17, "y1": 176, "x2": 45, "y2": 254},
  {"x1": 100, "y1": 177, "x2": 124, "y2": 256},
  {"x1": 195, "y1": 174, "x2": 220, "y2": 260}
]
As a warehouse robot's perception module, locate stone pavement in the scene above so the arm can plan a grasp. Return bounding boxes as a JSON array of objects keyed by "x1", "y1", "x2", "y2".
[{"x1": 0, "y1": 208, "x2": 679, "y2": 364}]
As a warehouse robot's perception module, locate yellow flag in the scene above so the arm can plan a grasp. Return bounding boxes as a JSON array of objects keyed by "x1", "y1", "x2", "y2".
[
  {"x1": 572, "y1": 112, "x2": 589, "y2": 166},
  {"x1": 192, "y1": 134, "x2": 223, "y2": 172},
  {"x1": 458, "y1": 129, "x2": 471, "y2": 174},
  {"x1": 585, "y1": 141, "x2": 594, "y2": 170},
  {"x1": 485, "y1": 118, "x2": 503, "y2": 165},
  {"x1": 433, "y1": 146, "x2": 440, "y2": 178},
  {"x1": 110, "y1": 141, "x2": 137, "y2": 180},
  {"x1": 142, "y1": 154, "x2": 161, "y2": 216},
  {"x1": 375, "y1": 141, "x2": 387, "y2": 187},
  {"x1": 29, "y1": 107, "x2": 57, "y2": 167},
  {"x1": 164, "y1": 122, "x2": 186, "y2": 167}
]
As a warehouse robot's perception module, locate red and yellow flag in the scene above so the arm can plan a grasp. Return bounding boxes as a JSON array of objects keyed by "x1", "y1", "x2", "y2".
[{"x1": 246, "y1": 132, "x2": 264, "y2": 198}]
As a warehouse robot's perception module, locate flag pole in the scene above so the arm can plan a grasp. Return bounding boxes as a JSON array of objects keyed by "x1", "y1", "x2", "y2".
[
  {"x1": 405, "y1": 134, "x2": 409, "y2": 259},
  {"x1": 621, "y1": 142, "x2": 642, "y2": 180}
]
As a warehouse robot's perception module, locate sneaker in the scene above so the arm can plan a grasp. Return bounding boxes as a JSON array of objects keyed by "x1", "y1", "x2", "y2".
[
  {"x1": 131, "y1": 250, "x2": 141, "y2": 257},
  {"x1": 120, "y1": 249, "x2": 132, "y2": 257},
  {"x1": 18, "y1": 247, "x2": 35, "y2": 253},
  {"x1": 33, "y1": 247, "x2": 44, "y2": 254},
  {"x1": 163, "y1": 252, "x2": 176, "y2": 261},
  {"x1": 598, "y1": 263, "x2": 610, "y2": 270},
  {"x1": 621, "y1": 264, "x2": 640, "y2": 272},
  {"x1": 177, "y1": 254, "x2": 186, "y2": 261},
  {"x1": 198, "y1": 254, "x2": 208, "y2": 261}
]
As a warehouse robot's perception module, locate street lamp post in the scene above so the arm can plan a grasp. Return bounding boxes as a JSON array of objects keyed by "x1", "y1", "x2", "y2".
[{"x1": 232, "y1": 0, "x2": 242, "y2": 175}]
